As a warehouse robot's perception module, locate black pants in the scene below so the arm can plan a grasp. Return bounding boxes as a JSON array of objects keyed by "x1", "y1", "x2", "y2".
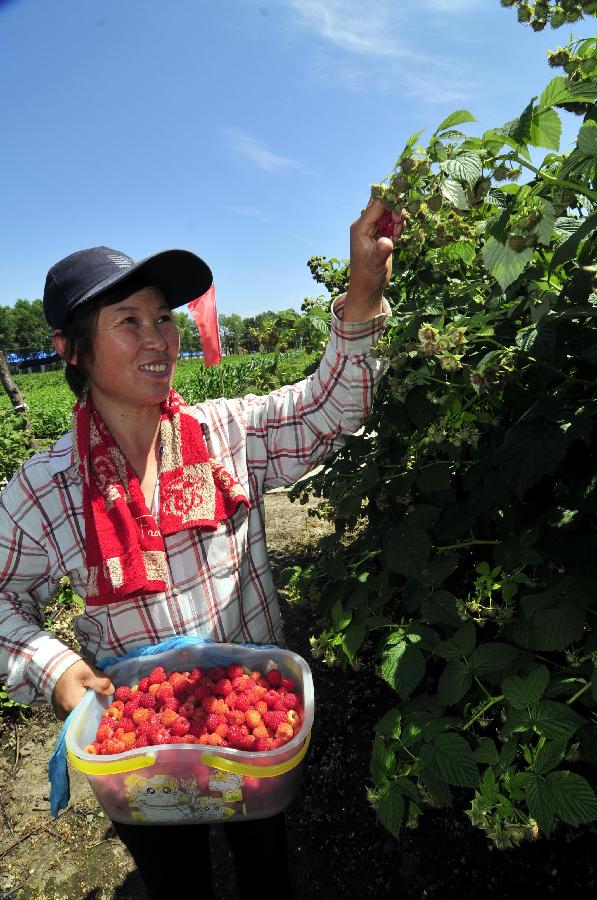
[{"x1": 113, "y1": 813, "x2": 292, "y2": 900}]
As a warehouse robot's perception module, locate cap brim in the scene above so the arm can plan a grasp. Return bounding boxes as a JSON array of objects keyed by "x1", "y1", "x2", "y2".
[{"x1": 70, "y1": 249, "x2": 213, "y2": 318}]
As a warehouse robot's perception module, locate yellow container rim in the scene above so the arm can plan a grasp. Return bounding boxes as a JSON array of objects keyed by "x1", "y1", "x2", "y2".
[{"x1": 67, "y1": 730, "x2": 311, "y2": 779}]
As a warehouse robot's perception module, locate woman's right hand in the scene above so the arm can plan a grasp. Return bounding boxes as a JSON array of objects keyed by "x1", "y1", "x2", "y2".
[{"x1": 51, "y1": 659, "x2": 115, "y2": 720}]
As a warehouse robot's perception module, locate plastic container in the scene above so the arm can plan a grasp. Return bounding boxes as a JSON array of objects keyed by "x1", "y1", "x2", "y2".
[{"x1": 66, "y1": 642, "x2": 313, "y2": 825}]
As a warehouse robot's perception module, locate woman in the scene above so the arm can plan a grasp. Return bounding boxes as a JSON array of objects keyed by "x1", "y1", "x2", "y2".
[{"x1": 0, "y1": 199, "x2": 405, "y2": 898}]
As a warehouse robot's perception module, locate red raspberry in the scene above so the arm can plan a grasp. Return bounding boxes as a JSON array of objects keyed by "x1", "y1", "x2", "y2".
[
  {"x1": 189, "y1": 720, "x2": 208, "y2": 738},
  {"x1": 192, "y1": 684, "x2": 212, "y2": 702},
  {"x1": 148, "y1": 726, "x2": 171, "y2": 745},
  {"x1": 156, "y1": 682, "x2": 174, "y2": 700},
  {"x1": 132, "y1": 707, "x2": 151, "y2": 725},
  {"x1": 280, "y1": 677, "x2": 296, "y2": 692},
  {"x1": 118, "y1": 716, "x2": 135, "y2": 733},
  {"x1": 114, "y1": 685, "x2": 135, "y2": 702},
  {"x1": 123, "y1": 699, "x2": 140, "y2": 718},
  {"x1": 263, "y1": 710, "x2": 288, "y2": 729},
  {"x1": 227, "y1": 724, "x2": 247, "y2": 745},
  {"x1": 103, "y1": 737, "x2": 126, "y2": 755},
  {"x1": 139, "y1": 693, "x2": 156, "y2": 709},
  {"x1": 254, "y1": 736, "x2": 274, "y2": 752},
  {"x1": 149, "y1": 666, "x2": 167, "y2": 685},
  {"x1": 214, "y1": 678, "x2": 233, "y2": 697},
  {"x1": 137, "y1": 676, "x2": 151, "y2": 692},
  {"x1": 282, "y1": 693, "x2": 300, "y2": 711},
  {"x1": 134, "y1": 734, "x2": 150, "y2": 749},
  {"x1": 215, "y1": 722, "x2": 229, "y2": 738},
  {"x1": 232, "y1": 675, "x2": 252, "y2": 693},
  {"x1": 170, "y1": 716, "x2": 191, "y2": 737},
  {"x1": 162, "y1": 696, "x2": 181, "y2": 712},
  {"x1": 265, "y1": 669, "x2": 282, "y2": 688},
  {"x1": 96, "y1": 722, "x2": 114, "y2": 742},
  {"x1": 205, "y1": 712, "x2": 223, "y2": 732},
  {"x1": 375, "y1": 208, "x2": 395, "y2": 239},
  {"x1": 227, "y1": 664, "x2": 245, "y2": 680},
  {"x1": 226, "y1": 709, "x2": 246, "y2": 726},
  {"x1": 232, "y1": 694, "x2": 252, "y2": 712},
  {"x1": 245, "y1": 709, "x2": 262, "y2": 730},
  {"x1": 236, "y1": 733, "x2": 255, "y2": 751}
]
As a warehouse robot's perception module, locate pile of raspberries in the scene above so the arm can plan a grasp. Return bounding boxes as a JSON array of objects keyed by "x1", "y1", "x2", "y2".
[{"x1": 84, "y1": 664, "x2": 304, "y2": 756}]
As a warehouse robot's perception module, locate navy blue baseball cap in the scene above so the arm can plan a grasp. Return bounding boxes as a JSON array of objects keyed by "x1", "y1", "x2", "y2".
[{"x1": 43, "y1": 246, "x2": 213, "y2": 329}]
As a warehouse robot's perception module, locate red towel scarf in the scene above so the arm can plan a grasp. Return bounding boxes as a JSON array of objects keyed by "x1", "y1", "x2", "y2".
[{"x1": 73, "y1": 390, "x2": 250, "y2": 606}]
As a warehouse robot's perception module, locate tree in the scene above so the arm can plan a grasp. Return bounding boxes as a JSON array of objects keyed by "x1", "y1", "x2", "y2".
[
  {"x1": 219, "y1": 313, "x2": 244, "y2": 355},
  {"x1": 173, "y1": 311, "x2": 200, "y2": 355},
  {"x1": 11, "y1": 299, "x2": 51, "y2": 357}
]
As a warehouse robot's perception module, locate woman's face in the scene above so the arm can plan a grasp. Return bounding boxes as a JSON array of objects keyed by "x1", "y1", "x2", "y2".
[{"x1": 83, "y1": 286, "x2": 180, "y2": 416}]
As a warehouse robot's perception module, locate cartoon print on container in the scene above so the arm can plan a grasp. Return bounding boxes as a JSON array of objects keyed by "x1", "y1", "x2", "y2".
[
  {"x1": 208, "y1": 770, "x2": 244, "y2": 802},
  {"x1": 125, "y1": 773, "x2": 196, "y2": 822},
  {"x1": 194, "y1": 796, "x2": 236, "y2": 820}
]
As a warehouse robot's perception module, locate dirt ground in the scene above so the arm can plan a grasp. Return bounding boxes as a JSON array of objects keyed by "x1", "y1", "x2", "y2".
[{"x1": 1, "y1": 491, "x2": 596, "y2": 900}]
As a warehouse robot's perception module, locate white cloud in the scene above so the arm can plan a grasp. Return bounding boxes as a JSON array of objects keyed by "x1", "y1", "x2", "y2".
[{"x1": 222, "y1": 129, "x2": 305, "y2": 174}]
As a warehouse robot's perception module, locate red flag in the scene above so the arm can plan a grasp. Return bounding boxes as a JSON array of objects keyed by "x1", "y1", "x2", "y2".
[{"x1": 187, "y1": 284, "x2": 222, "y2": 367}]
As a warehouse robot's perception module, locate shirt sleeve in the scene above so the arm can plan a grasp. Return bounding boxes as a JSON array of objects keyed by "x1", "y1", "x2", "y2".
[
  {"x1": 0, "y1": 469, "x2": 81, "y2": 706},
  {"x1": 242, "y1": 294, "x2": 390, "y2": 491}
]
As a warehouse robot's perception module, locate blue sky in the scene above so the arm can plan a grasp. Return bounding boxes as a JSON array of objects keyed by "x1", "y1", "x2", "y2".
[{"x1": 1, "y1": 0, "x2": 595, "y2": 318}]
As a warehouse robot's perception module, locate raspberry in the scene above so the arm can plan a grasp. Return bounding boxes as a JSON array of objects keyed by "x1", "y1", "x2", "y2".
[
  {"x1": 265, "y1": 669, "x2": 282, "y2": 688},
  {"x1": 232, "y1": 675, "x2": 252, "y2": 693},
  {"x1": 282, "y1": 693, "x2": 300, "y2": 711},
  {"x1": 226, "y1": 709, "x2": 246, "y2": 726},
  {"x1": 148, "y1": 683, "x2": 161, "y2": 696},
  {"x1": 139, "y1": 693, "x2": 156, "y2": 709},
  {"x1": 162, "y1": 696, "x2": 181, "y2": 712},
  {"x1": 137, "y1": 676, "x2": 151, "y2": 692},
  {"x1": 232, "y1": 694, "x2": 252, "y2": 712},
  {"x1": 280, "y1": 677, "x2": 296, "y2": 692},
  {"x1": 123, "y1": 699, "x2": 140, "y2": 718},
  {"x1": 375, "y1": 208, "x2": 395, "y2": 239},
  {"x1": 156, "y1": 682, "x2": 174, "y2": 700},
  {"x1": 132, "y1": 707, "x2": 151, "y2": 725},
  {"x1": 287, "y1": 710, "x2": 301, "y2": 729},
  {"x1": 236, "y1": 733, "x2": 255, "y2": 751},
  {"x1": 215, "y1": 722, "x2": 229, "y2": 738},
  {"x1": 118, "y1": 716, "x2": 135, "y2": 733},
  {"x1": 134, "y1": 734, "x2": 150, "y2": 748},
  {"x1": 276, "y1": 722, "x2": 294, "y2": 742},
  {"x1": 254, "y1": 736, "x2": 274, "y2": 752},
  {"x1": 149, "y1": 666, "x2": 167, "y2": 685},
  {"x1": 179, "y1": 700, "x2": 196, "y2": 718},
  {"x1": 263, "y1": 710, "x2": 288, "y2": 729},
  {"x1": 120, "y1": 732, "x2": 136, "y2": 750},
  {"x1": 226, "y1": 664, "x2": 245, "y2": 680},
  {"x1": 103, "y1": 737, "x2": 126, "y2": 755},
  {"x1": 114, "y1": 685, "x2": 135, "y2": 702},
  {"x1": 214, "y1": 678, "x2": 233, "y2": 696},
  {"x1": 205, "y1": 712, "x2": 223, "y2": 732},
  {"x1": 189, "y1": 720, "x2": 208, "y2": 738},
  {"x1": 105, "y1": 703, "x2": 123, "y2": 720},
  {"x1": 252, "y1": 724, "x2": 269, "y2": 739},
  {"x1": 148, "y1": 726, "x2": 171, "y2": 745},
  {"x1": 170, "y1": 716, "x2": 191, "y2": 737},
  {"x1": 160, "y1": 709, "x2": 179, "y2": 727},
  {"x1": 245, "y1": 709, "x2": 262, "y2": 730},
  {"x1": 96, "y1": 722, "x2": 115, "y2": 742}
]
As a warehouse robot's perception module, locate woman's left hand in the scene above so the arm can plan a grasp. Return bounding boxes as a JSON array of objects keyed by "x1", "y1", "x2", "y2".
[{"x1": 343, "y1": 199, "x2": 407, "y2": 323}]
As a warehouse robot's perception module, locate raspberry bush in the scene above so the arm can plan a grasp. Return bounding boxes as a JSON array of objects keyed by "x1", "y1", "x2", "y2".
[{"x1": 289, "y1": 31, "x2": 597, "y2": 848}]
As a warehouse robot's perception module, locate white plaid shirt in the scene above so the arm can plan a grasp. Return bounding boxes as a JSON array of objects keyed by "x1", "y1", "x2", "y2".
[{"x1": 0, "y1": 297, "x2": 389, "y2": 705}]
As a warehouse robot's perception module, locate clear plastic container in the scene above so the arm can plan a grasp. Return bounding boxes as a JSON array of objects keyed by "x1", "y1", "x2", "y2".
[{"x1": 65, "y1": 643, "x2": 313, "y2": 825}]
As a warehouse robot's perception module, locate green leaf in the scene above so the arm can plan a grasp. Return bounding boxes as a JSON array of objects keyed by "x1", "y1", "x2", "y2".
[
  {"x1": 380, "y1": 640, "x2": 426, "y2": 700},
  {"x1": 435, "y1": 109, "x2": 478, "y2": 134},
  {"x1": 422, "y1": 733, "x2": 480, "y2": 788},
  {"x1": 539, "y1": 76, "x2": 571, "y2": 109},
  {"x1": 534, "y1": 200, "x2": 557, "y2": 245},
  {"x1": 420, "y1": 767, "x2": 454, "y2": 807},
  {"x1": 377, "y1": 782, "x2": 405, "y2": 840},
  {"x1": 437, "y1": 660, "x2": 472, "y2": 705},
  {"x1": 473, "y1": 738, "x2": 500, "y2": 765},
  {"x1": 500, "y1": 99, "x2": 535, "y2": 147},
  {"x1": 522, "y1": 596, "x2": 587, "y2": 651},
  {"x1": 578, "y1": 122, "x2": 597, "y2": 157},
  {"x1": 526, "y1": 774, "x2": 555, "y2": 837},
  {"x1": 545, "y1": 771, "x2": 597, "y2": 827},
  {"x1": 530, "y1": 108, "x2": 562, "y2": 151},
  {"x1": 442, "y1": 241, "x2": 477, "y2": 264},
  {"x1": 499, "y1": 422, "x2": 569, "y2": 499},
  {"x1": 468, "y1": 643, "x2": 519, "y2": 677},
  {"x1": 533, "y1": 741, "x2": 567, "y2": 776},
  {"x1": 530, "y1": 700, "x2": 585, "y2": 742},
  {"x1": 434, "y1": 621, "x2": 477, "y2": 661},
  {"x1": 440, "y1": 177, "x2": 470, "y2": 210},
  {"x1": 375, "y1": 708, "x2": 402, "y2": 739},
  {"x1": 502, "y1": 666, "x2": 550, "y2": 709},
  {"x1": 401, "y1": 129, "x2": 425, "y2": 157},
  {"x1": 482, "y1": 236, "x2": 533, "y2": 291},
  {"x1": 416, "y1": 463, "x2": 451, "y2": 493},
  {"x1": 479, "y1": 766, "x2": 500, "y2": 806},
  {"x1": 440, "y1": 152, "x2": 483, "y2": 185},
  {"x1": 421, "y1": 590, "x2": 462, "y2": 627},
  {"x1": 550, "y1": 211, "x2": 597, "y2": 272},
  {"x1": 342, "y1": 622, "x2": 367, "y2": 662},
  {"x1": 385, "y1": 526, "x2": 432, "y2": 579},
  {"x1": 370, "y1": 734, "x2": 395, "y2": 784}
]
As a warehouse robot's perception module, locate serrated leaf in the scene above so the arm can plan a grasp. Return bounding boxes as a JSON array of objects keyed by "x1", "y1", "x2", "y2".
[
  {"x1": 530, "y1": 700, "x2": 585, "y2": 742},
  {"x1": 440, "y1": 152, "x2": 483, "y2": 185},
  {"x1": 486, "y1": 188, "x2": 508, "y2": 208},
  {"x1": 534, "y1": 200, "x2": 557, "y2": 245},
  {"x1": 370, "y1": 734, "x2": 395, "y2": 784},
  {"x1": 437, "y1": 129, "x2": 466, "y2": 141},
  {"x1": 479, "y1": 767, "x2": 500, "y2": 805},
  {"x1": 421, "y1": 589, "x2": 462, "y2": 627},
  {"x1": 435, "y1": 109, "x2": 478, "y2": 134},
  {"x1": 502, "y1": 666, "x2": 550, "y2": 709},
  {"x1": 500, "y1": 99, "x2": 534, "y2": 147},
  {"x1": 420, "y1": 767, "x2": 453, "y2": 807},
  {"x1": 437, "y1": 660, "x2": 472, "y2": 705},
  {"x1": 442, "y1": 241, "x2": 477, "y2": 264},
  {"x1": 530, "y1": 108, "x2": 562, "y2": 151},
  {"x1": 499, "y1": 422, "x2": 569, "y2": 499},
  {"x1": 342, "y1": 622, "x2": 366, "y2": 662},
  {"x1": 401, "y1": 129, "x2": 425, "y2": 157},
  {"x1": 376, "y1": 782, "x2": 405, "y2": 840},
  {"x1": 578, "y1": 122, "x2": 597, "y2": 157},
  {"x1": 434, "y1": 621, "x2": 477, "y2": 661},
  {"x1": 468, "y1": 643, "x2": 519, "y2": 676},
  {"x1": 550, "y1": 211, "x2": 597, "y2": 272},
  {"x1": 423, "y1": 733, "x2": 480, "y2": 788},
  {"x1": 527, "y1": 774, "x2": 555, "y2": 837},
  {"x1": 385, "y1": 526, "x2": 432, "y2": 579},
  {"x1": 545, "y1": 770, "x2": 597, "y2": 827},
  {"x1": 375, "y1": 708, "x2": 402, "y2": 739},
  {"x1": 522, "y1": 597, "x2": 587, "y2": 651},
  {"x1": 416, "y1": 463, "x2": 451, "y2": 493},
  {"x1": 482, "y1": 236, "x2": 533, "y2": 291},
  {"x1": 473, "y1": 738, "x2": 500, "y2": 765},
  {"x1": 380, "y1": 641, "x2": 426, "y2": 700},
  {"x1": 539, "y1": 76, "x2": 572, "y2": 109},
  {"x1": 440, "y1": 177, "x2": 470, "y2": 210},
  {"x1": 533, "y1": 741, "x2": 567, "y2": 776}
]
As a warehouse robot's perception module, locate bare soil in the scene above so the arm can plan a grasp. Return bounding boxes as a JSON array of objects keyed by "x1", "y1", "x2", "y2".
[{"x1": 1, "y1": 492, "x2": 595, "y2": 900}]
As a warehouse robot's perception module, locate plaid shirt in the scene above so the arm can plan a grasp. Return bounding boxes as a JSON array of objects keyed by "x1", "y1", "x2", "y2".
[{"x1": 0, "y1": 297, "x2": 389, "y2": 705}]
